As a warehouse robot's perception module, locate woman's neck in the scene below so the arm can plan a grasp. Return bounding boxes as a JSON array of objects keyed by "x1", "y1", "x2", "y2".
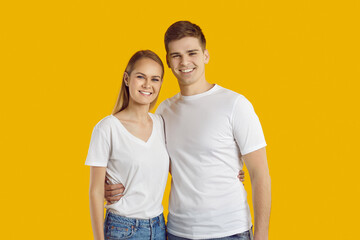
[{"x1": 118, "y1": 102, "x2": 150, "y2": 123}]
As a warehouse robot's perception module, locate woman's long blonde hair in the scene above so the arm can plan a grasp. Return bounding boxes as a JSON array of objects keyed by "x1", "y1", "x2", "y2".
[{"x1": 112, "y1": 50, "x2": 164, "y2": 114}]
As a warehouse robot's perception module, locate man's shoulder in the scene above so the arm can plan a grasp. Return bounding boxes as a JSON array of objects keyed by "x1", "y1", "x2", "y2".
[
  {"x1": 213, "y1": 85, "x2": 247, "y2": 102},
  {"x1": 165, "y1": 92, "x2": 181, "y2": 104},
  {"x1": 211, "y1": 85, "x2": 257, "y2": 116},
  {"x1": 156, "y1": 93, "x2": 181, "y2": 114}
]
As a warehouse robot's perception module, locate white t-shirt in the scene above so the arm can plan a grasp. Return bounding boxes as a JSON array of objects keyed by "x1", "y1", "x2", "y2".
[
  {"x1": 156, "y1": 85, "x2": 266, "y2": 239},
  {"x1": 85, "y1": 113, "x2": 169, "y2": 219}
]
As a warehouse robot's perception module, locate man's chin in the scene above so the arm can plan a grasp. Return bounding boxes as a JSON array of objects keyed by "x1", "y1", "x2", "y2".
[{"x1": 176, "y1": 77, "x2": 195, "y2": 85}]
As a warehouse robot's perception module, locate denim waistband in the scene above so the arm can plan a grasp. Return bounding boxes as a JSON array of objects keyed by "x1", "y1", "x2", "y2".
[{"x1": 106, "y1": 211, "x2": 164, "y2": 227}]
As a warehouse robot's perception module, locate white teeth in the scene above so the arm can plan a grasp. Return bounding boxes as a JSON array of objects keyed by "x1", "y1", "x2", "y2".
[
  {"x1": 139, "y1": 91, "x2": 151, "y2": 95},
  {"x1": 180, "y1": 68, "x2": 194, "y2": 73}
]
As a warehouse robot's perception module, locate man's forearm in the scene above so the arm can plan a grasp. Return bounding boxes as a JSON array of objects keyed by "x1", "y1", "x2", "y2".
[{"x1": 252, "y1": 173, "x2": 271, "y2": 240}]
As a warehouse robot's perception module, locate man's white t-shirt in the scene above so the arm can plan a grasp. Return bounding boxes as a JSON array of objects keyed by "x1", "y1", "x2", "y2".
[
  {"x1": 156, "y1": 85, "x2": 266, "y2": 239},
  {"x1": 85, "y1": 113, "x2": 169, "y2": 219}
]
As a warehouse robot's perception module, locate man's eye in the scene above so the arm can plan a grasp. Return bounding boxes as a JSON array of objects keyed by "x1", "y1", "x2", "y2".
[
  {"x1": 137, "y1": 75, "x2": 145, "y2": 79},
  {"x1": 172, "y1": 55, "x2": 180, "y2": 58},
  {"x1": 189, "y1": 52, "x2": 197, "y2": 56},
  {"x1": 152, "y1": 78, "x2": 160, "y2": 82}
]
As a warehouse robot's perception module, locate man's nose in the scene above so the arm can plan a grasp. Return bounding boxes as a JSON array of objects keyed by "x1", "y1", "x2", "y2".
[{"x1": 180, "y1": 56, "x2": 189, "y2": 66}]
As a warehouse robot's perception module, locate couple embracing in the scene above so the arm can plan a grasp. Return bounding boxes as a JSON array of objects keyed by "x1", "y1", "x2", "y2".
[{"x1": 86, "y1": 21, "x2": 271, "y2": 240}]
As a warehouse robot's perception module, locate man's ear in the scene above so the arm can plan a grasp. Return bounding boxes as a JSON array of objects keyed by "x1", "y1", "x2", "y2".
[
  {"x1": 204, "y1": 49, "x2": 210, "y2": 64},
  {"x1": 123, "y1": 72, "x2": 129, "y2": 86}
]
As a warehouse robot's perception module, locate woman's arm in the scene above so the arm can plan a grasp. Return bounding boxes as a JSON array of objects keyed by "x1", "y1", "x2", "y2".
[{"x1": 89, "y1": 166, "x2": 107, "y2": 240}]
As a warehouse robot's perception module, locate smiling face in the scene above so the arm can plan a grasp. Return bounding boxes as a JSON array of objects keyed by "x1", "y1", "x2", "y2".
[
  {"x1": 124, "y1": 58, "x2": 163, "y2": 108},
  {"x1": 167, "y1": 37, "x2": 209, "y2": 88}
]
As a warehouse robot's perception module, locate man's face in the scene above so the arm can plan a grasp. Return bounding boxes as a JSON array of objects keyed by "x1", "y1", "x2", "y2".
[{"x1": 167, "y1": 37, "x2": 209, "y2": 87}]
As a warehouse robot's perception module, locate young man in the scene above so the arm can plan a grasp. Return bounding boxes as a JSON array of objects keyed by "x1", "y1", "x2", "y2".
[{"x1": 106, "y1": 21, "x2": 271, "y2": 240}]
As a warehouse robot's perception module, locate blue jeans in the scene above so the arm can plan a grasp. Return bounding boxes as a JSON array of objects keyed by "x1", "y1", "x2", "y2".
[
  {"x1": 167, "y1": 228, "x2": 253, "y2": 240},
  {"x1": 104, "y1": 211, "x2": 166, "y2": 240}
]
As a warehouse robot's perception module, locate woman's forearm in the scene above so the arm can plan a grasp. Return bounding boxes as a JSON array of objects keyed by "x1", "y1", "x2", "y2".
[
  {"x1": 89, "y1": 166, "x2": 107, "y2": 240},
  {"x1": 90, "y1": 190, "x2": 105, "y2": 240}
]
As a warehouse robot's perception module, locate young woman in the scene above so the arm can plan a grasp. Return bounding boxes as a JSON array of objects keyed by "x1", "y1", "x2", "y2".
[{"x1": 85, "y1": 50, "x2": 168, "y2": 240}]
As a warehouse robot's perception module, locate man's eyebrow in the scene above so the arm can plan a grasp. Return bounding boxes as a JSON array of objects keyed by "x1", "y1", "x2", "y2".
[
  {"x1": 169, "y1": 49, "x2": 200, "y2": 56},
  {"x1": 169, "y1": 52, "x2": 180, "y2": 56},
  {"x1": 187, "y1": 49, "x2": 200, "y2": 53}
]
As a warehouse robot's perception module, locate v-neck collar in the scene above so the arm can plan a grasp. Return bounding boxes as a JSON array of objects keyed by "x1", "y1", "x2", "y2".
[{"x1": 111, "y1": 113, "x2": 154, "y2": 145}]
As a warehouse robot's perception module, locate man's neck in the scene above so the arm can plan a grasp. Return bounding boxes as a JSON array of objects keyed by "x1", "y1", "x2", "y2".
[{"x1": 180, "y1": 80, "x2": 214, "y2": 96}]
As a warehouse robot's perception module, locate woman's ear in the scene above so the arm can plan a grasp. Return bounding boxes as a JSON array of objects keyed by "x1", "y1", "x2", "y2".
[{"x1": 123, "y1": 72, "x2": 129, "y2": 86}]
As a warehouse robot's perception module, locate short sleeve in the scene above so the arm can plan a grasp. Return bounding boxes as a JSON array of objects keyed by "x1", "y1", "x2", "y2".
[
  {"x1": 232, "y1": 96, "x2": 267, "y2": 155},
  {"x1": 85, "y1": 125, "x2": 111, "y2": 167}
]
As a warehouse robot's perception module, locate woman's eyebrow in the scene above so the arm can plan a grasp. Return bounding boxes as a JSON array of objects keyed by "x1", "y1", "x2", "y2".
[
  {"x1": 135, "y1": 72, "x2": 146, "y2": 76},
  {"x1": 135, "y1": 72, "x2": 161, "y2": 78}
]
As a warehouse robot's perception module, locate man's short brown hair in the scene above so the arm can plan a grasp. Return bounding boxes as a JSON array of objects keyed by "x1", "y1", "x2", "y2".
[{"x1": 164, "y1": 21, "x2": 206, "y2": 53}]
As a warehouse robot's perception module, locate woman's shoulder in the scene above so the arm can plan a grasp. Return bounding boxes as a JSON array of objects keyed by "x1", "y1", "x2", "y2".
[
  {"x1": 149, "y1": 113, "x2": 164, "y2": 125},
  {"x1": 93, "y1": 115, "x2": 116, "y2": 131}
]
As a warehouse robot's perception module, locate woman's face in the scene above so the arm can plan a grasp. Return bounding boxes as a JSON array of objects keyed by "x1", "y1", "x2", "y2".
[{"x1": 125, "y1": 58, "x2": 163, "y2": 107}]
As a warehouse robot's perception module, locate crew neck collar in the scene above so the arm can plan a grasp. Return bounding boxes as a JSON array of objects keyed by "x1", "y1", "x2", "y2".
[{"x1": 180, "y1": 84, "x2": 220, "y2": 100}]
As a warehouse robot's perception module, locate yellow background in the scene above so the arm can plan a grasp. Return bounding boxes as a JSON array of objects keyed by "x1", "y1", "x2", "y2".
[{"x1": 1, "y1": 0, "x2": 359, "y2": 239}]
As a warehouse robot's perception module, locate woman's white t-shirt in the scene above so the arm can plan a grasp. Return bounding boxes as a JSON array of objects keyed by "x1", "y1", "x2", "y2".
[{"x1": 85, "y1": 113, "x2": 169, "y2": 219}]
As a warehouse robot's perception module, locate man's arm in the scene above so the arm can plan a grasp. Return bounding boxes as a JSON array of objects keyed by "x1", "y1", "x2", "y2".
[
  {"x1": 104, "y1": 178, "x2": 125, "y2": 203},
  {"x1": 238, "y1": 169, "x2": 245, "y2": 183},
  {"x1": 104, "y1": 169, "x2": 244, "y2": 203},
  {"x1": 243, "y1": 147, "x2": 271, "y2": 240}
]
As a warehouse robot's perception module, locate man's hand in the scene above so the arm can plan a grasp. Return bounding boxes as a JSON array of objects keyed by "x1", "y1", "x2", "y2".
[
  {"x1": 238, "y1": 169, "x2": 245, "y2": 183},
  {"x1": 104, "y1": 178, "x2": 125, "y2": 203}
]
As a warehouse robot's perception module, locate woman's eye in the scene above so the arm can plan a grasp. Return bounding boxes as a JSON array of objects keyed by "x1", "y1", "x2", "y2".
[
  {"x1": 152, "y1": 78, "x2": 160, "y2": 82},
  {"x1": 137, "y1": 75, "x2": 145, "y2": 79},
  {"x1": 172, "y1": 55, "x2": 180, "y2": 58}
]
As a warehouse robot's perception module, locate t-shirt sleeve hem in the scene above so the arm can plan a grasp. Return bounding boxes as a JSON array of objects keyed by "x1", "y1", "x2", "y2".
[
  {"x1": 85, "y1": 162, "x2": 107, "y2": 167},
  {"x1": 241, "y1": 143, "x2": 267, "y2": 156}
]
